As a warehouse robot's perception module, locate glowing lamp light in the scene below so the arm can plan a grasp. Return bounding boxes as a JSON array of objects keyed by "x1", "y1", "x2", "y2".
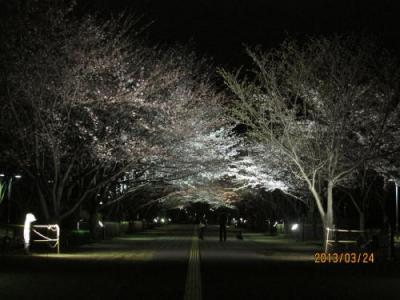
[
  {"x1": 291, "y1": 223, "x2": 299, "y2": 231},
  {"x1": 153, "y1": 218, "x2": 158, "y2": 223},
  {"x1": 98, "y1": 220, "x2": 104, "y2": 228},
  {"x1": 273, "y1": 221, "x2": 278, "y2": 228},
  {"x1": 14, "y1": 174, "x2": 22, "y2": 179},
  {"x1": 161, "y1": 218, "x2": 165, "y2": 224},
  {"x1": 76, "y1": 219, "x2": 83, "y2": 230},
  {"x1": 24, "y1": 213, "x2": 37, "y2": 245},
  {"x1": 0, "y1": 173, "x2": 5, "y2": 177}
]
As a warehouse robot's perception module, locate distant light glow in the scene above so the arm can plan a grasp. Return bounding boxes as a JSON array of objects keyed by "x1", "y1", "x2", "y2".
[
  {"x1": 153, "y1": 218, "x2": 158, "y2": 223},
  {"x1": 99, "y1": 201, "x2": 103, "y2": 205},
  {"x1": 0, "y1": 173, "x2": 5, "y2": 177},
  {"x1": 291, "y1": 223, "x2": 299, "y2": 231},
  {"x1": 98, "y1": 220, "x2": 104, "y2": 228},
  {"x1": 14, "y1": 174, "x2": 22, "y2": 179}
]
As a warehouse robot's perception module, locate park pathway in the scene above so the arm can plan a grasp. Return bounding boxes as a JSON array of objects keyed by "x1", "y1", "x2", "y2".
[{"x1": 1, "y1": 224, "x2": 400, "y2": 300}]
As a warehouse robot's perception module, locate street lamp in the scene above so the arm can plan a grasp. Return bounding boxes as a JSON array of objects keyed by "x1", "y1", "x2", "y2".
[
  {"x1": 395, "y1": 181, "x2": 399, "y2": 233},
  {"x1": 23, "y1": 213, "x2": 37, "y2": 254},
  {"x1": 389, "y1": 178, "x2": 399, "y2": 233},
  {"x1": 291, "y1": 223, "x2": 299, "y2": 231}
]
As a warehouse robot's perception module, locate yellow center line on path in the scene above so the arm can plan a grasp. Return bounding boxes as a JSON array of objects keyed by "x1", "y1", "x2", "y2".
[{"x1": 184, "y1": 226, "x2": 202, "y2": 300}]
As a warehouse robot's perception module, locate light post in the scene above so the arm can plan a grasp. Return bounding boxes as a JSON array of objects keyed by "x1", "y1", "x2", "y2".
[
  {"x1": 395, "y1": 181, "x2": 399, "y2": 234},
  {"x1": 389, "y1": 178, "x2": 399, "y2": 234}
]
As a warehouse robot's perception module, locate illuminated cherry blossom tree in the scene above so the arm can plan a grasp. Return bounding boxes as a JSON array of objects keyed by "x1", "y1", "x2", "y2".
[
  {"x1": 0, "y1": 1, "x2": 225, "y2": 222},
  {"x1": 221, "y1": 36, "x2": 400, "y2": 230},
  {"x1": 162, "y1": 126, "x2": 299, "y2": 209}
]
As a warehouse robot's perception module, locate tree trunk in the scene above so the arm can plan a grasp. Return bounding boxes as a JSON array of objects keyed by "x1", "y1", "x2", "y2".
[
  {"x1": 37, "y1": 183, "x2": 50, "y2": 221},
  {"x1": 322, "y1": 181, "x2": 335, "y2": 252},
  {"x1": 326, "y1": 181, "x2": 334, "y2": 229},
  {"x1": 310, "y1": 200, "x2": 318, "y2": 239},
  {"x1": 89, "y1": 211, "x2": 99, "y2": 239},
  {"x1": 359, "y1": 211, "x2": 365, "y2": 231}
]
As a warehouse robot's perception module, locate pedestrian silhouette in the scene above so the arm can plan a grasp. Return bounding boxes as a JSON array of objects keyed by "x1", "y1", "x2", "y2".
[
  {"x1": 199, "y1": 216, "x2": 207, "y2": 240},
  {"x1": 219, "y1": 212, "x2": 227, "y2": 242}
]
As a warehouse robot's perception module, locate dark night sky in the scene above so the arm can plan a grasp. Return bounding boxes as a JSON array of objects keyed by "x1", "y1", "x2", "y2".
[{"x1": 58, "y1": 1, "x2": 400, "y2": 65}]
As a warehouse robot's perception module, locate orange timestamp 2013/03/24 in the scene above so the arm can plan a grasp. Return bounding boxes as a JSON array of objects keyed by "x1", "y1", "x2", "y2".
[{"x1": 314, "y1": 252, "x2": 374, "y2": 264}]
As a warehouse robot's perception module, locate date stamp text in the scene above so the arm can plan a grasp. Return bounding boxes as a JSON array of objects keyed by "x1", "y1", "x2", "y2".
[{"x1": 314, "y1": 252, "x2": 374, "y2": 264}]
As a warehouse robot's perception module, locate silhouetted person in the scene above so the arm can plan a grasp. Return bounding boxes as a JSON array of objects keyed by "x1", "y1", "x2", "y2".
[
  {"x1": 199, "y1": 216, "x2": 206, "y2": 240},
  {"x1": 370, "y1": 235, "x2": 379, "y2": 252},
  {"x1": 219, "y1": 212, "x2": 227, "y2": 242}
]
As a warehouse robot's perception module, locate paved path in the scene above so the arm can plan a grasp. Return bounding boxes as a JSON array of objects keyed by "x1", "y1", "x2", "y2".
[{"x1": 1, "y1": 224, "x2": 400, "y2": 300}]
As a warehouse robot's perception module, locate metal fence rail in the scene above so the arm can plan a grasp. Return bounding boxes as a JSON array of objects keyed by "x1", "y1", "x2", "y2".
[
  {"x1": 32, "y1": 224, "x2": 60, "y2": 254},
  {"x1": 324, "y1": 227, "x2": 381, "y2": 253}
]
